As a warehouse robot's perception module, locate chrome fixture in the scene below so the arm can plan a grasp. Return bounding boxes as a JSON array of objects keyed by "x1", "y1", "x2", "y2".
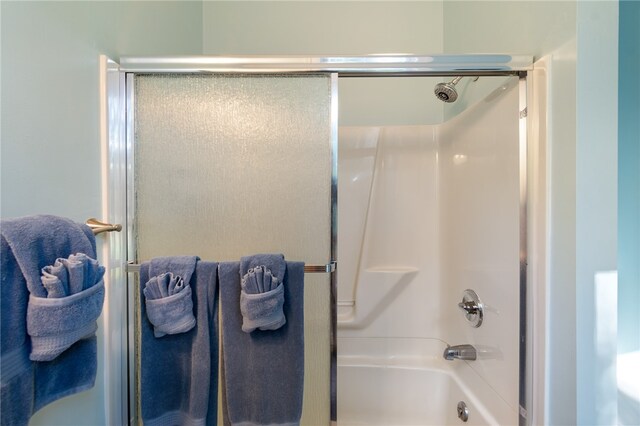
[
  {"x1": 458, "y1": 289, "x2": 483, "y2": 328},
  {"x1": 86, "y1": 218, "x2": 122, "y2": 235},
  {"x1": 443, "y1": 344, "x2": 477, "y2": 361},
  {"x1": 457, "y1": 401, "x2": 470, "y2": 422},
  {"x1": 434, "y1": 77, "x2": 462, "y2": 102},
  {"x1": 125, "y1": 261, "x2": 336, "y2": 274},
  {"x1": 434, "y1": 76, "x2": 480, "y2": 103}
]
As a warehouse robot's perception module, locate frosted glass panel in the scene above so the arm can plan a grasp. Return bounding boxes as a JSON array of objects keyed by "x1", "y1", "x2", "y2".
[
  {"x1": 134, "y1": 74, "x2": 332, "y2": 263},
  {"x1": 134, "y1": 74, "x2": 332, "y2": 424}
]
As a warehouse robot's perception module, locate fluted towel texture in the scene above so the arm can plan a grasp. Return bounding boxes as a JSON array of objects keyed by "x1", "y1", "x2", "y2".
[
  {"x1": 144, "y1": 271, "x2": 196, "y2": 338},
  {"x1": 29, "y1": 253, "x2": 105, "y2": 361},
  {"x1": 220, "y1": 255, "x2": 305, "y2": 426},
  {"x1": 1, "y1": 215, "x2": 101, "y2": 426},
  {"x1": 240, "y1": 262, "x2": 286, "y2": 332},
  {"x1": 140, "y1": 257, "x2": 218, "y2": 426}
]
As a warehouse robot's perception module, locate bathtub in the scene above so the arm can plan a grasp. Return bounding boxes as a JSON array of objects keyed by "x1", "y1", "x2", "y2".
[{"x1": 337, "y1": 356, "x2": 517, "y2": 426}]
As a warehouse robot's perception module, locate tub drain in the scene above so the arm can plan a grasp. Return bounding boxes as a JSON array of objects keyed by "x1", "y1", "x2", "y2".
[{"x1": 457, "y1": 401, "x2": 469, "y2": 422}]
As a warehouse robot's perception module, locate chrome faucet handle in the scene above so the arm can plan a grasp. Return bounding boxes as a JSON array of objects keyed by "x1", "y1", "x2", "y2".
[
  {"x1": 458, "y1": 289, "x2": 483, "y2": 328},
  {"x1": 457, "y1": 301, "x2": 480, "y2": 314}
]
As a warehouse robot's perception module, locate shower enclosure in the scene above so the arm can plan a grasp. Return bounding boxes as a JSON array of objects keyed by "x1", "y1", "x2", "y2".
[
  {"x1": 337, "y1": 74, "x2": 526, "y2": 425},
  {"x1": 101, "y1": 55, "x2": 534, "y2": 426}
]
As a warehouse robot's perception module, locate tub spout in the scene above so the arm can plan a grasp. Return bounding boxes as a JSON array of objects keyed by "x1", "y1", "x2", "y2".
[{"x1": 443, "y1": 344, "x2": 477, "y2": 361}]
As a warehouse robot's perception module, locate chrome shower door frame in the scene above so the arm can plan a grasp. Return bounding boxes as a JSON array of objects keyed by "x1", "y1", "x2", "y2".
[{"x1": 103, "y1": 54, "x2": 534, "y2": 426}]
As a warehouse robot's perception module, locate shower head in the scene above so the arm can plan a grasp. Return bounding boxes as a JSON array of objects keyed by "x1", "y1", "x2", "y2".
[{"x1": 434, "y1": 76, "x2": 463, "y2": 103}]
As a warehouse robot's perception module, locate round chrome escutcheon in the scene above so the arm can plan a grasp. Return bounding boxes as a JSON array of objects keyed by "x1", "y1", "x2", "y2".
[{"x1": 457, "y1": 401, "x2": 469, "y2": 422}]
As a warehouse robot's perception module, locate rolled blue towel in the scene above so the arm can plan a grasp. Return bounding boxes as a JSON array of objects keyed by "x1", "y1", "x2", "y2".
[
  {"x1": 239, "y1": 254, "x2": 287, "y2": 333},
  {"x1": 28, "y1": 253, "x2": 105, "y2": 361},
  {"x1": 41, "y1": 260, "x2": 70, "y2": 298},
  {"x1": 27, "y1": 281, "x2": 104, "y2": 362},
  {"x1": 40, "y1": 253, "x2": 105, "y2": 297},
  {"x1": 241, "y1": 266, "x2": 286, "y2": 332},
  {"x1": 142, "y1": 256, "x2": 198, "y2": 339},
  {"x1": 144, "y1": 272, "x2": 196, "y2": 338}
]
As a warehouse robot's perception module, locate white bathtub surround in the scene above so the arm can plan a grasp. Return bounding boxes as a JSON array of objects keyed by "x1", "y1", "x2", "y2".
[
  {"x1": 337, "y1": 77, "x2": 522, "y2": 424},
  {"x1": 337, "y1": 125, "x2": 440, "y2": 333},
  {"x1": 439, "y1": 78, "x2": 521, "y2": 412},
  {"x1": 337, "y1": 338, "x2": 517, "y2": 425}
]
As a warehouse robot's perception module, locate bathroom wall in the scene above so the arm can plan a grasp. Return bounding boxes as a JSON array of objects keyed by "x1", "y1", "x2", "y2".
[
  {"x1": 443, "y1": 1, "x2": 576, "y2": 60},
  {"x1": 0, "y1": 2, "x2": 203, "y2": 424},
  {"x1": 1, "y1": 1, "x2": 202, "y2": 220},
  {"x1": 202, "y1": 1, "x2": 446, "y2": 126},
  {"x1": 443, "y1": 0, "x2": 576, "y2": 124},
  {"x1": 617, "y1": 7, "x2": 640, "y2": 421},
  {"x1": 575, "y1": 2, "x2": 619, "y2": 424},
  {"x1": 617, "y1": 0, "x2": 639, "y2": 357},
  {"x1": 202, "y1": 1, "x2": 442, "y2": 57}
]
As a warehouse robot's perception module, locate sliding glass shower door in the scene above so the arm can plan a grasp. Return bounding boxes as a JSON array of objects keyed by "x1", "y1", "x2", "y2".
[{"x1": 131, "y1": 73, "x2": 335, "y2": 425}]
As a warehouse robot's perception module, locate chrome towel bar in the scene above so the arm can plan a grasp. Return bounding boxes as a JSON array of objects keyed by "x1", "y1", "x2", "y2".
[
  {"x1": 87, "y1": 219, "x2": 337, "y2": 274},
  {"x1": 126, "y1": 261, "x2": 336, "y2": 274},
  {"x1": 86, "y1": 218, "x2": 122, "y2": 235}
]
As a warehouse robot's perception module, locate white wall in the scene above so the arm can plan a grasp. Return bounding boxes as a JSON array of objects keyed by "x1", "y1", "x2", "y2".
[
  {"x1": 202, "y1": 1, "x2": 445, "y2": 126},
  {"x1": 544, "y1": 38, "x2": 578, "y2": 426},
  {"x1": 0, "y1": 2, "x2": 202, "y2": 424},
  {"x1": 575, "y1": 2, "x2": 619, "y2": 424},
  {"x1": 443, "y1": 1, "x2": 576, "y2": 60},
  {"x1": 442, "y1": 0, "x2": 576, "y2": 126},
  {"x1": 1, "y1": 1, "x2": 203, "y2": 220},
  {"x1": 203, "y1": 1, "x2": 442, "y2": 56}
]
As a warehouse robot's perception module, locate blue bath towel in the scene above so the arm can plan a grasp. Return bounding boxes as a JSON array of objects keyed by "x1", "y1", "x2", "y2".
[
  {"x1": 240, "y1": 254, "x2": 286, "y2": 332},
  {"x1": 219, "y1": 257, "x2": 305, "y2": 426},
  {"x1": 140, "y1": 258, "x2": 218, "y2": 426},
  {"x1": 1, "y1": 215, "x2": 100, "y2": 425}
]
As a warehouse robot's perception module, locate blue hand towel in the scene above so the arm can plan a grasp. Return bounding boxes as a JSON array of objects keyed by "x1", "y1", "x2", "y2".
[
  {"x1": 219, "y1": 257, "x2": 305, "y2": 426},
  {"x1": 140, "y1": 258, "x2": 218, "y2": 426},
  {"x1": 1, "y1": 215, "x2": 100, "y2": 425},
  {"x1": 144, "y1": 272, "x2": 196, "y2": 338},
  {"x1": 240, "y1": 254, "x2": 286, "y2": 332},
  {"x1": 144, "y1": 256, "x2": 198, "y2": 338}
]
